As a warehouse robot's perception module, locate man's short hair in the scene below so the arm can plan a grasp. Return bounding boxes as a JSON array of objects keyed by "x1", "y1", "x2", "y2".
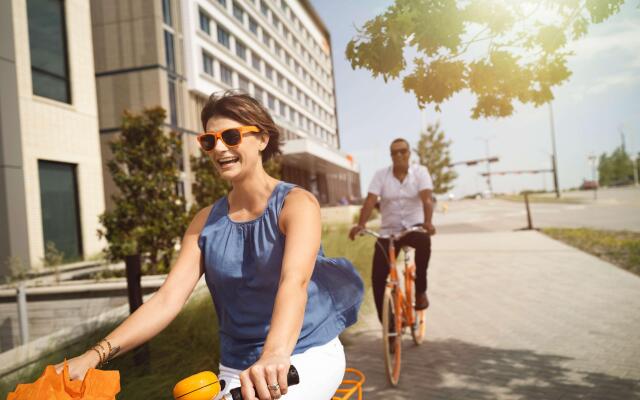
[{"x1": 390, "y1": 138, "x2": 410, "y2": 149}]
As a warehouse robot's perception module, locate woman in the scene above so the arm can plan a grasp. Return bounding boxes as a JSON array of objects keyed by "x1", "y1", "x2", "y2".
[{"x1": 56, "y1": 91, "x2": 364, "y2": 400}]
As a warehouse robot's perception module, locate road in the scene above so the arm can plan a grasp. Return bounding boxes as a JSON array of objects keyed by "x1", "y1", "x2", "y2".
[
  {"x1": 342, "y1": 231, "x2": 640, "y2": 399},
  {"x1": 434, "y1": 187, "x2": 640, "y2": 233}
]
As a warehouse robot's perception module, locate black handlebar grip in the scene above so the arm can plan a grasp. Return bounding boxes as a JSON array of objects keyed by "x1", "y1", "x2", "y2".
[{"x1": 228, "y1": 365, "x2": 299, "y2": 400}]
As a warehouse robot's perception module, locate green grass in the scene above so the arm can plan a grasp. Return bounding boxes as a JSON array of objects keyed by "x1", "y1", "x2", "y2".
[
  {"x1": 2, "y1": 226, "x2": 374, "y2": 399},
  {"x1": 542, "y1": 228, "x2": 640, "y2": 276}
]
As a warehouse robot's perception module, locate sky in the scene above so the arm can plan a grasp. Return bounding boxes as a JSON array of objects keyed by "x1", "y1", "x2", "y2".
[{"x1": 310, "y1": 0, "x2": 640, "y2": 197}]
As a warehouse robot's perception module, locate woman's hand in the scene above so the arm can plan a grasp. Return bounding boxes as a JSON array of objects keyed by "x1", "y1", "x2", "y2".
[
  {"x1": 239, "y1": 353, "x2": 290, "y2": 400},
  {"x1": 54, "y1": 350, "x2": 100, "y2": 381}
]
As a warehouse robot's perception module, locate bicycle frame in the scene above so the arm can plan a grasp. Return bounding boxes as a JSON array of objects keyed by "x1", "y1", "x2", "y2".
[{"x1": 386, "y1": 241, "x2": 416, "y2": 331}]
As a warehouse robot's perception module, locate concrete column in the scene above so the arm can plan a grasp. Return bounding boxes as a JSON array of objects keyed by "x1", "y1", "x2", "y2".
[{"x1": 0, "y1": 0, "x2": 31, "y2": 278}]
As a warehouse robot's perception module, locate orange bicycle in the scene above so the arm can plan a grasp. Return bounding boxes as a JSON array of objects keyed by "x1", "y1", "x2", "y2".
[
  {"x1": 359, "y1": 226, "x2": 427, "y2": 386},
  {"x1": 173, "y1": 365, "x2": 366, "y2": 399}
]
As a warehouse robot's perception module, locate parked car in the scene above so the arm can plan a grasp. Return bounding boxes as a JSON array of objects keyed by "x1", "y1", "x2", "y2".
[{"x1": 580, "y1": 180, "x2": 598, "y2": 190}]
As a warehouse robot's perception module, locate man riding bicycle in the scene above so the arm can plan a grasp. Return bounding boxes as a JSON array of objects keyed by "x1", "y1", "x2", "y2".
[{"x1": 349, "y1": 138, "x2": 435, "y2": 320}]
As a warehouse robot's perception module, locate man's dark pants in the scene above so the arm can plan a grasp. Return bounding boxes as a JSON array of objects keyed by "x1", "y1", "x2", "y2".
[{"x1": 372, "y1": 231, "x2": 431, "y2": 322}]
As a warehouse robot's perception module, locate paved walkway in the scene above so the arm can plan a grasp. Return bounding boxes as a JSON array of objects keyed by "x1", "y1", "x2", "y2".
[{"x1": 342, "y1": 231, "x2": 640, "y2": 399}]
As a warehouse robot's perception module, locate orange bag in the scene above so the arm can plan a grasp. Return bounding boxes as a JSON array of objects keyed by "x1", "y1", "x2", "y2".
[{"x1": 7, "y1": 362, "x2": 120, "y2": 400}]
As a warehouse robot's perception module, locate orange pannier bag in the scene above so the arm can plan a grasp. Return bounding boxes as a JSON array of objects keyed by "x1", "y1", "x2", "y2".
[{"x1": 7, "y1": 362, "x2": 120, "y2": 400}]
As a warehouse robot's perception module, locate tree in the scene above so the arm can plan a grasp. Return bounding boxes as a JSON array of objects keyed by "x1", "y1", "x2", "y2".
[
  {"x1": 414, "y1": 122, "x2": 457, "y2": 193},
  {"x1": 346, "y1": 0, "x2": 625, "y2": 118},
  {"x1": 190, "y1": 152, "x2": 282, "y2": 214},
  {"x1": 598, "y1": 146, "x2": 634, "y2": 186},
  {"x1": 99, "y1": 107, "x2": 186, "y2": 312}
]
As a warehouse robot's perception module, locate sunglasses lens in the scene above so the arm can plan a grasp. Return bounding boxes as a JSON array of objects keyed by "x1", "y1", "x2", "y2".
[
  {"x1": 221, "y1": 129, "x2": 242, "y2": 146},
  {"x1": 200, "y1": 134, "x2": 216, "y2": 151}
]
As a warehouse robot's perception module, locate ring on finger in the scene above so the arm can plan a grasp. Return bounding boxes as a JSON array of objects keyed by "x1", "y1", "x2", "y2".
[{"x1": 267, "y1": 383, "x2": 280, "y2": 391}]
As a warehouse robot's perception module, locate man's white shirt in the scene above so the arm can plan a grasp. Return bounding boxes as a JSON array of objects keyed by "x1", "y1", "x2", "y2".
[{"x1": 367, "y1": 163, "x2": 434, "y2": 235}]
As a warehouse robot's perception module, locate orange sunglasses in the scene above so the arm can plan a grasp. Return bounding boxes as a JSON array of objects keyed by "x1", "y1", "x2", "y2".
[{"x1": 197, "y1": 125, "x2": 261, "y2": 151}]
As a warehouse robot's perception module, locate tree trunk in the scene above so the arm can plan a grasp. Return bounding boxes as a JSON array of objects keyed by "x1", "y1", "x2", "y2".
[
  {"x1": 124, "y1": 254, "x2": 150, "y2": 367},
  {"x1": 124, "y1": 254, "x2": 143, "y2": 314}
]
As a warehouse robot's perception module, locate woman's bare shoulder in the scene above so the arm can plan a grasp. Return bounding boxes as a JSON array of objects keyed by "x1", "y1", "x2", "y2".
[
  {"x1": 283, "y1": 187, "x2": 320, "y2": 210},
  {"x1": 187, "y1": 205, "x2": 215, "y2": 235}
]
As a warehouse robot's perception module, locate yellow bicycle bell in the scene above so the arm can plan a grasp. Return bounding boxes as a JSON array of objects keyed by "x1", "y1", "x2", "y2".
[{"x1": 173, "y1": 371, "x2": 223, "y2": 400}]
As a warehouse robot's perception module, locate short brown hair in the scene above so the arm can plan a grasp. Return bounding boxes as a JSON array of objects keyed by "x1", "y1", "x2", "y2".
[{"x1": 200, "y1": 90, "x2": 280, "y2": 162}]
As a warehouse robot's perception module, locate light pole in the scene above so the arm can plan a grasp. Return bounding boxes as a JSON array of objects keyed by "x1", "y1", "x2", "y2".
[
  {"x1": 475, "y1": 135, "x2": 495, "y2": 195},
  {"x1": 588, "y1": 154, "x2": 597, "y2": 200},
  {"x1": 548, "y1": 102, "x2": 561, "y2": 198}
]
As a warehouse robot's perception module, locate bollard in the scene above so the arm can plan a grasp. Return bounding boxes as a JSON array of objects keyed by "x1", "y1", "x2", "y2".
[
  {"x1": 17, "y1": 282, "x2": 29, "y2": 345},
  {"x1": 524, "y1": 192, "x2": 533, "y2": 230}
]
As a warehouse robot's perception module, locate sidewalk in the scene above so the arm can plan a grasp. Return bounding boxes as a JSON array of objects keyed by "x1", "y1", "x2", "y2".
[{"x1": 342, "y1": 231, "x2": 640, "y2": 399}]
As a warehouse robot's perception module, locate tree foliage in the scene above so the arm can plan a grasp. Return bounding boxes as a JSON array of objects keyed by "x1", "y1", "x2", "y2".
[
  {"x1": 189, "y1": 152, "x2": 282, "y2": 215},
  {"x1": 98, "y1": 107, "x2": 187, "y2": 274},
  {"x1": 598, "y1": 146, "x2": 635, "y2": 186},
  {"x1": 414, "y1": 122, "x2": 458, "y2": 193},
  {"x1": 346, "y1": 0, "x2": 626, "y2": 118}
]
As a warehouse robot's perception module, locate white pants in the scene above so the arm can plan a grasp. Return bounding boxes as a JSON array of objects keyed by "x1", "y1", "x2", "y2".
[{"x1": 215, "y1": 337, "x2": 345, "y2": 400}]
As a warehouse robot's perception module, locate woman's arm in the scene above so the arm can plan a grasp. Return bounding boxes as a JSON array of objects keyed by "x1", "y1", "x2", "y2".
[
  {"x1": 55, "y1": 206, "x2": 211, "y2": 380},
  {"x1": 239, "y1": 188, "x2": 321, "y2": 400}
]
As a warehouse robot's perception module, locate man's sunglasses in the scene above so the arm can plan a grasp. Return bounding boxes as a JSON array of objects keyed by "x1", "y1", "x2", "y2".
[
  {"x1": 390, "y1": 148, "x2": 409, "y2": 156},
  {"x1": 197, "y1": 125, "x2": 261, "y2": 151}
]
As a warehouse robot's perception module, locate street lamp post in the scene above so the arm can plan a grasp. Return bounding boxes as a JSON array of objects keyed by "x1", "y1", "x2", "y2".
[
  {"x1": 548, "y1": 102, "x2": 561, "y2": 198},
  {"x1": 476, "y1": 136, "x2": 495, "y2": 195},
  {"x1": 588, "y1": 154, "x2": 597, "y2": 200}
]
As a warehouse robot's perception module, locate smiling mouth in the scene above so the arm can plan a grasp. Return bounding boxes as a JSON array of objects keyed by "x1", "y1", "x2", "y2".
[{"x1": 217, "y1": 157, "x2": 240, "y2": 167}]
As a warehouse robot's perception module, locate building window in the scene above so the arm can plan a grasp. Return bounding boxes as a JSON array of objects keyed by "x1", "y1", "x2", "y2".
[
  {"x1": 262, "y1": 32, "x2": 271, "y2": 48},
  {"x1": 287, "y1": 80, "x2": 293, "y2": 96},
  {"x1": 38, "y1": 160, "x2": 83, "y2": 262},
  {"x1": 220, "y1": 63, "x2": 233, "y2": 86},
  {"x1": 218, "y1": 0, "x2": 227, "y2": 7},
  {"x1": 268, "y1": 94, "x2": 275, "y2": 110},
  {"x1": 238, "y1": 74, "x2": 250, "y2": 92},
  {"x1": 27, "y1": 0, "x2": 71, "y2": 103},
  {"x1": 260, "y1": 0, "x2": 269, "y2": 17},
  {"x1": 164, "y1": 30, "x2": 176, "y2": 72},
  {"x1": 232, "y1": 2, "x2": 244, "y2": 23},
  {"x1": 235, "y1": 40, "x2": 247, "y2": 61},
  {"x1": 162, "y1": 0, "x2": 172, "y2": 26},
  {"x1": 168, "y1": 78, "x2": 178, "y2": 125},
  {"x1": 279, "y1": 101, "x2": 287, "y2": 118},
  {"x1": 265, "y1": 64, "x2": 273, "y2": 80},
  {"x1": 272, "y1": 15, "x2": 280, "y2": 31},
  {"x1": 217, "y1": 26, "x2": 231, "y2": 48},
  {"x1": 249, "y1": 17, "x2": 258, "y2": 35},
  {"x1": 254, "y1": 85, "x2": 264, "y2": 103},
  {"x1": 277, "y1": 73, "x2": 284, "y2": 89},
  {"x1": 252, "y1": 54, "x2": 261, "y2": 72},
  {"x1": 199, "y1": 10, "x2": 210, "y2": 34},
  {"x1": 203, "y1": 51, "x2": 214, "y2": 75}
]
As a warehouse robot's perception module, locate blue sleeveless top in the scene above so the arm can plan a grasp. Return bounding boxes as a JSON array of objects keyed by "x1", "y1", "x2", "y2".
[{"x1": 198, "y1": 182, "x2": 364, "y2": 370}]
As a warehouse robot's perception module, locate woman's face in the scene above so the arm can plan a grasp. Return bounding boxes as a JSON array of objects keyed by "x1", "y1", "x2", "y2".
[{"x1": 204, "y1": 116, "x2": 268, "y2": 182}]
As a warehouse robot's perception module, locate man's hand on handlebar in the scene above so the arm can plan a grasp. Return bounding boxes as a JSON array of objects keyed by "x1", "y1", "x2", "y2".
[
  {"x1": 422, "y1": 222, "x2": 436, "y2": 236},
  {"x1": 348, "y1": 225, "x2": 364, "y2": 241}
]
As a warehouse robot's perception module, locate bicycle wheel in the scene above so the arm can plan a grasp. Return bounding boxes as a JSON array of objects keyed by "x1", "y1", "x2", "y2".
[{"x1": 382, "y1": 286, "x2": 402, "y2": 386}]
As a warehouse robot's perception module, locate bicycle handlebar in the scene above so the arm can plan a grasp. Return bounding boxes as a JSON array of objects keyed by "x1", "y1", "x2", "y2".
[
  {"x1": 173, "y1": 365, "x2": 299, "y2": 400},
  {"x1": 226, "y1": 365, "x2": 299, "y2": 400},
  {"x1": 358, "y1": 226, "x2": 427, "y2": 241}
]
